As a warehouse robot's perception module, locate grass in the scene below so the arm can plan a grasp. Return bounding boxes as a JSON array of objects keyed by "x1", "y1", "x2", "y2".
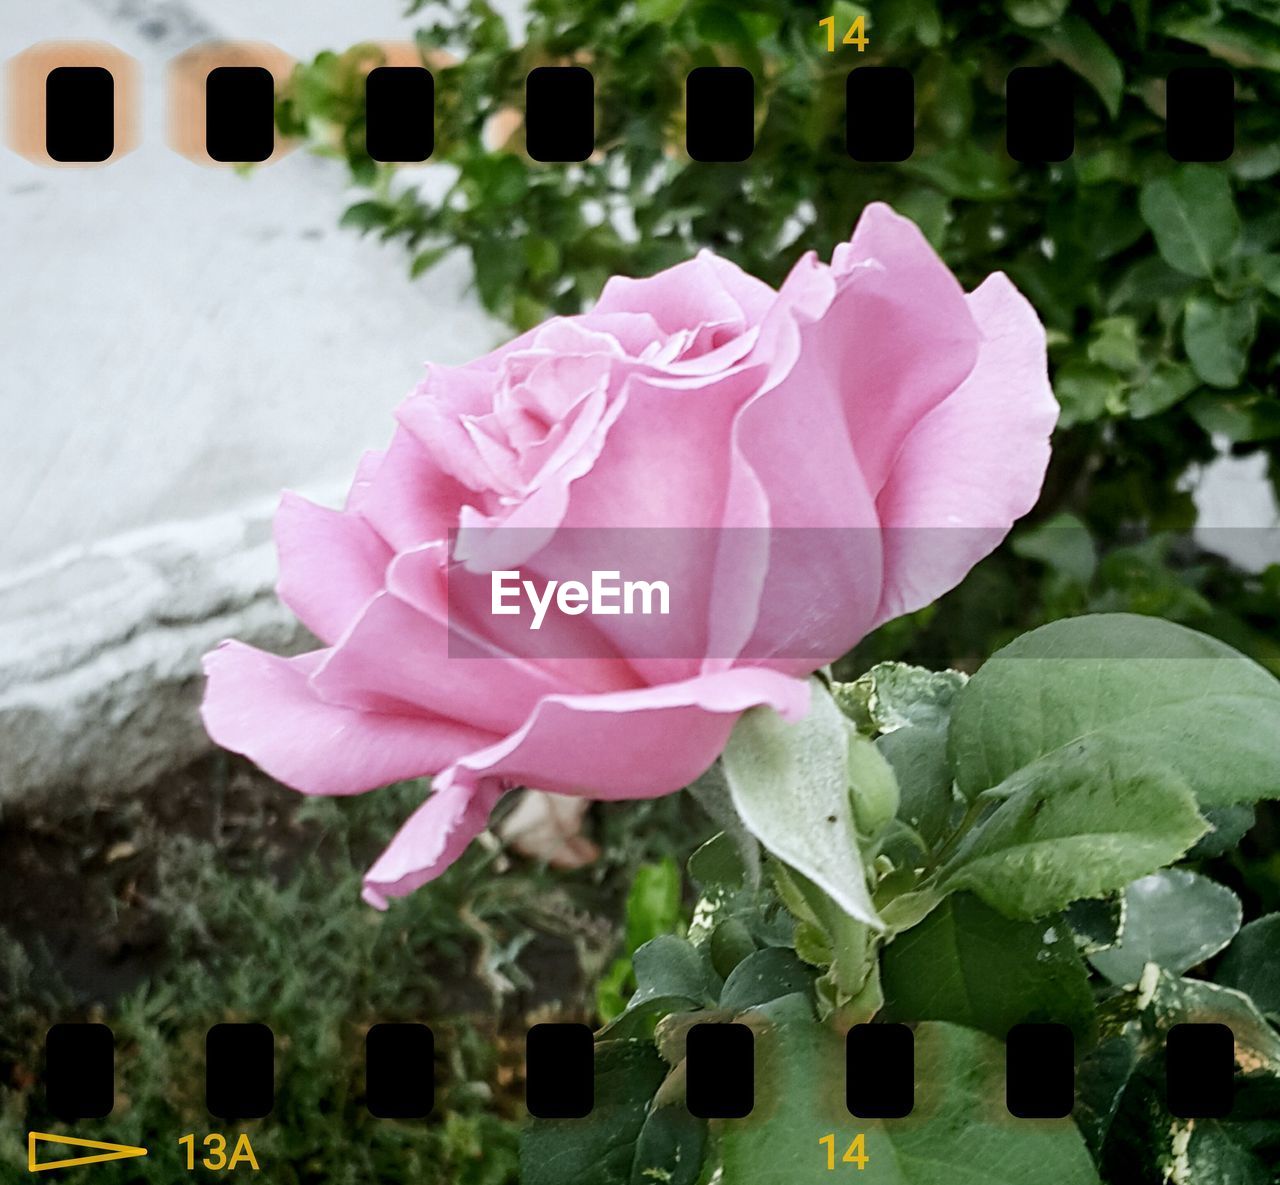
[{"x1": 0, "y1": 761, "x2": 709, "y2": 1184}]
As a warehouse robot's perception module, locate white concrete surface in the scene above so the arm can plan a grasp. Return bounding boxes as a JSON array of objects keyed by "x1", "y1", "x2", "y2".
[
  {"x1": 1, "y1": 0, "x2": 511, "y2": 801},
  {"x1": 3, "y1": 0, "x2": 510, "y2": 569}
]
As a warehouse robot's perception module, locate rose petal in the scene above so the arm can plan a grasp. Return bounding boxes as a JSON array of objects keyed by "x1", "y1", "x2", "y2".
[
  {"x1": 438, "y1": 666, "x2": 811, "y2": 799},
  {"x1": 358, "y1": 427, "x2": 470, "y2": 553},
  {"x1": 872, "y1": 271, "x2": 1058, "y2": 624},
  {"x1": 362, "y1": 778, "x2": 505, "y2": 908},
  {"x1": 711, "y1": 202, "x2": 988, "y2": 669},
  {"x1": 275, "y1": 492, "x2": 391, "y2": 645},
  {"x1": 802, "y1": 201, "x2": 982, "y2": 498},
  {"x1": 344, "y1": 449, "x2": 386, "y2": 511},
  {"x1": 308, "y1": 586, "x2": 567, "y2": 735},
  {"x1": 594, "y1": 252, "x2": 773, "y2": 338},
  {"x1": 201, "y1": 642, "x2": 496, "y2": 796}
]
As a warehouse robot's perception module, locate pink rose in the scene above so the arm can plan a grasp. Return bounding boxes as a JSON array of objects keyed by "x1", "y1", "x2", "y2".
[{"x1": 201, "y1": 202, "x2": 1057, "y2": 907}]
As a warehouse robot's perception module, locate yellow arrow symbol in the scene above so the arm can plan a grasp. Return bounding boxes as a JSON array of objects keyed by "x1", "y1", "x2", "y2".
[{"x1": 27, "y1": 1131, "x2": 149, "y2": 1173}]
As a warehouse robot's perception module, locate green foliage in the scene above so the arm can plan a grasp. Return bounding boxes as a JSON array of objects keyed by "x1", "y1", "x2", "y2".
[
  {"x1": 1085, "y1": 969, "x2": 1280, "y2": 1181},
  {"x1": 535, "y1": 617, "x2": 1280, "y2": 1183},
  {"x1": 0, "y1": 781, "x2": 527, "y2": 1184},
  {"x1": 719, "y1": 1022, "x2": 1101, "y2": 1184}
]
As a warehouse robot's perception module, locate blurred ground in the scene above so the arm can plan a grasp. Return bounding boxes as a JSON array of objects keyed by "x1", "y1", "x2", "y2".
[{"x1": 0, "y1": 758, "x2": 706, "y2": 1183}]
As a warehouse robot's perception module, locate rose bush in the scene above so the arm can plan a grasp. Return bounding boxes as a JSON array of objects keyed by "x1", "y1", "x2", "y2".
[{"x1": 201, "y1": 202, "x2": 1056, "y2": 908}]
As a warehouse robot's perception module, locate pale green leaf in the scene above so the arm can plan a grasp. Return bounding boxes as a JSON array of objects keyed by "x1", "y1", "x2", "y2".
[
  {"x1": 724, "y1": 681, "x2": 883, "y2": 928},
  {"x1": 938, "y1": 739, "x2": 1207, "y2": 919},
  {"x1": 948, "y1": 614, "x2": 1280, "y2": 809}
]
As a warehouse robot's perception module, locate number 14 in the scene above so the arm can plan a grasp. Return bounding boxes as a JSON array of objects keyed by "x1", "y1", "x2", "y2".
[
  {"x1": 819, "y1": 1133, "x2": 869, "y2": 1170},
  {"x1": 819, "y1": 15, "x2": 870, "y2": 52}
]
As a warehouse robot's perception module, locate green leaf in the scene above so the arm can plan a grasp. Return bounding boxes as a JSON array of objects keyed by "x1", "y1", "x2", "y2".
[
  {"x1": 1053, "y1": 360, "x2": 1127, "y2": 426},
  {"x1": 602, "y1": 936, "x2": 721, "y2": 1038},
  {"x1": 947, "y1": 614, "x2": 1280, "y2": 809},
  {"x1": 1254, "y1": 253, "x2": 1280, "y2": 296},
  {"x1": 833, "y1": 662, "x2": 967, "y2": 734},
  {"x1": 1159, "y1": 14, "x2": 1280, "y2": 72},
  {"x1": 471, "y1": 235, "x2": 523, "y2": 312},
  {"x1": 1039, "y1": 16, "x2": 1124, "y2": 117},
  {"x1": 1075, "y1": 1034, "x2": 1140, "y2": 1156},
  {"x1": 1182, "y1": 294, "x2": 1258, "y2": 388},
  {"x1": 719, "y1": 1022, "x2": 1101, "y2": 1184},
  {"x1": 637, "y1": 0, "x2": 687, "y2": 22},
  {"x1": 597, "y1": 957, "x2": 638, "y2": 1024},
  {"x1": 877, "y1": 723, "x2": 955, "y2": 849},
  {"x1": 522, "y1": 235, "x2": 561, "y2": 281},
  {"x1": 1012, "y1": 512, "x2": 1098, "y2": 585},
  {"x1": 881, "y1": 893, "x2": 1096, "y2": 1040},
  {"x1": 1143, "y1": 971, "x2": 1280, "y2": 1076},
  {"x1": 1064, "y1": 895, "x2": 1125, "y2": 956},
  {"x1": 596, "y1": 859, "x2": 685, "y2": 1023},
  {"x1": 1138, "y1": 165, "x2": 1240, "y2": 278},
  {"x1": 1187, "y1": 388, "x2": 1280, "y2": 442},
  {"x1": 708, "y1": 917, "x2": 758, "y2": 980},
  {"x1": 1216, "y1": 914, "x2": 1280, "y2": 1017},
  {"x1": 687, "y1": 764, "x2": 761, "y2": 890},
  {"x1": 1005, "y1": 0, "x2": 1068, "y2": 29},
  {"x1": 339, "y1": 199, "x2": 390, "y2": 232},
  {"x1": 1127, "y1": 360, "x2": 1197, "y2": 419},
  {"x1": 1174, "y1": 1119, "x2": 1274, "y2": 1185},
  {"x1": 625, "y1": 858, "x2": 684, "y2": 956},
  {"x1": 629, "y1": 1102, "x2": 707, "y2": 1185},
  {"x1": 1188, "y1": 803, "x2": 1256, "y2": 858},
  {"x1": 1086, "y1": 315, "x2": 1142, "y2": 374},
  {"x1": 938, "y1": 739, "x2": 1207, "y2": 919},
  {"x1": 520, "y1": 1039, "x2": 706, "y2": 1185},
  {"x1": 687, "y1": 831, "x2": 748, "y2": 896},
  {"x1": 719, "y1": 948, "x2": 814, "y2": 1014},
  {"x1": 695, "y1": 6, "x2": 765, "y2": 75},
  {"x1": 409, "y1": 244, "x2": 450, "y2": 279},
  {"x1": 1087, "y1": 870, "x2": 1241, "y2": 986},
  {"x1": 903, "y1": 141, "x2": 1014, "y2": 201},
  {"x1": 723, "y1": 681, "x2": 883, "y2": 928}
]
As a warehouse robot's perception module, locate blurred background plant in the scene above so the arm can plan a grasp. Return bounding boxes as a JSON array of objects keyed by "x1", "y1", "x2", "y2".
[{"x1": 278, "y1": 0, "x2": 1280, "y2": 673}]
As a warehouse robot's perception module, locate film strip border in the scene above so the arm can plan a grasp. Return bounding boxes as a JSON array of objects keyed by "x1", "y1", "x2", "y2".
[
  {"x1": 45, "y1": 1018, "x2": 1239, "y2": 1123},
  {"x1": 6, "y1": 42, "x2": 1238, "y2": 167}
]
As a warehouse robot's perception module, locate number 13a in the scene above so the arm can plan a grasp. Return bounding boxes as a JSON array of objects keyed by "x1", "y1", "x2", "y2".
[
  {"x1": 819, "y1": 1133, "x2": 870, "y2": 1170},
  {"x1": 819, "y1": 15, "x2": 870, "y2": 52}
]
